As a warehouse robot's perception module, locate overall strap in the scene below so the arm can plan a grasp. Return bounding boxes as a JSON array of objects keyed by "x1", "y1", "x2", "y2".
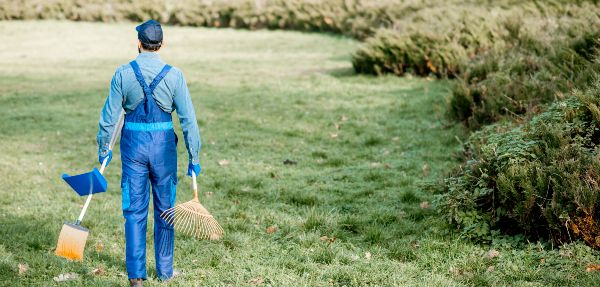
[
  {"x1": 149, "y1": 65, "x2": 172, "y2": 94},
  {"x1": 129, "y1": 61, "x2": 152, "y2": 97}
]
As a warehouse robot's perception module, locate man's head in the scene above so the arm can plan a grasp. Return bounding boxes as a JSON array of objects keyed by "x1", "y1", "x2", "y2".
[{"x1": 136, "y1": 19, "x2": 163, "y2": 52}]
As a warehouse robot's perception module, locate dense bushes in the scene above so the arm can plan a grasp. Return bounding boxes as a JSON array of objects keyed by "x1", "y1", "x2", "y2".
[
  {"x1": 437, "y1": 83, "x2": 600, "y2": 246},
  {"x1": 449, "y1": 28, "x2": 600, "y2": 128},
  {"x1": 352, "y1": 2, "x2": 600, "y2": 78},
  {"x1": 0, "y1": 0, "x2": 410, "y2": 39}
]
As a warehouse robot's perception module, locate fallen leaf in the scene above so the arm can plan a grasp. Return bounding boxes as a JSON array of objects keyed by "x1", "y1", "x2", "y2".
[
  {"x1": 241, "y1": 186, "x2": 251, "y2": 192},
  {"x1": 266, "y1": 226, "x2": 278, "y2": 234},
  {"x1": 384, "y1": 163, "x2": 392, "y2": 169},
  {"x1": 233, "y1": 199, "x2": 241, "y2": 205},
  {"x1": 18, "y1": 263, "x2": 28, "y2": 276},
  {"x1": 371, "y1": 162, "x2": 381, "y2": 167},
  {"x1": 420, "y1": 201, "x2": 430, "y2": 209},
  {"x1": 449, "y1": 267, "x2": 463, "y2": 276},
  {"x1": 95, "y1": 241, "x2": 104, "y2": 253},
  {"x1": 587, "y1": 264, "x2": 600, "y2": 272},
  {"x1": 53, "y1": 272, "x2": 79, "y2": 282},
  {"x1": 422, "y1": 164, "x2": 430, "y2": 177},
  {"x1": 248, "y1": 276, "x2": 264, "y2": 285},
  {"x1": 204, "y1": 192, "x2": 214, "y2": 198},
  {"x1": 316, "y1": 159, "x2": 324, "y2": 164},
  {"x1": 487, "y1": 266, "x2": 495, "y2": 272},
  {"x1": 319, "y1": 235, "x2": 337, "y2": 245},
  {"x1": 330, "y1": 133, "x2": 338, "y2": 138},
  {"x1": 334, "y1": 123, "x2": 340, "y2": 130},
  {"x1": 365, "y1": 252, "x2": 372, "y2": 260},
  {"x1": 484, "y1": 250, "x2": 500, "y2": 259},
  {"x1": 283, "y1": 159, "x2": 297, "y2": 165},
  {"x1": 340, "y1": 115, "x2": 348, "y2": 122},
  {"x1": 218, "y1": 159, "x2": 230, "y2": 166},
  {"x1": 92, "y1": 267, "x2": 106, "y2": 276}
]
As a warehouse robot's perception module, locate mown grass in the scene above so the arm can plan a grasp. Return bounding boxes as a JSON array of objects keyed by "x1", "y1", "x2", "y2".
[{"x1": 0, "y1": 21, "x2": 600, "y2": 286}]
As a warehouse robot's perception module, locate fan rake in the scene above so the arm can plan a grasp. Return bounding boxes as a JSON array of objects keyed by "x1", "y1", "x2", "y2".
[{"x1": 160, "y1": 172, "x2": 224, "y2": 240}]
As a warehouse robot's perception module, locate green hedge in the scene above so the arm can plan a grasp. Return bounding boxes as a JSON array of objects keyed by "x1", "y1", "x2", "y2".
[
  {"x1": 0, "y1": 0, "x2": 413, "y2": 39},
  {"x1": 449, "y1": 27, "x2": 600, "y2": 128},
  {"x1": 352, "y1": 1, "x2": 600, "y2": 78},
  {"x1": 437, "y1": 82, "x2": 600, "y2": 245}
]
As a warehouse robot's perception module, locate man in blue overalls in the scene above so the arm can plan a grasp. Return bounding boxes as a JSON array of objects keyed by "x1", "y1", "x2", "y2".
[{"x1": 96, "y1": 20, "x2": 201, "y2": 286}]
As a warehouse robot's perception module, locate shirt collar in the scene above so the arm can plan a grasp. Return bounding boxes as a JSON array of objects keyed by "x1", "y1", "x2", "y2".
[{"x1": 136, "y1": 52, "x2": 161, "y2": 60}]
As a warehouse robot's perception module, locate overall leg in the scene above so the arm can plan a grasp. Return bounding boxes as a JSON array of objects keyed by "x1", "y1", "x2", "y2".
[
  {"x1": 149, "y1": 132, "x2": 178, "y2": 280},
  {"x1": 121, "y1": 135, "x2": 151, "y2": 280}
]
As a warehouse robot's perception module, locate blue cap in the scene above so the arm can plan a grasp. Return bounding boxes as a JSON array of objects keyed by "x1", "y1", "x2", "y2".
[{"x1": 136, "y1": 20, "x2": 163, "y2": 45}]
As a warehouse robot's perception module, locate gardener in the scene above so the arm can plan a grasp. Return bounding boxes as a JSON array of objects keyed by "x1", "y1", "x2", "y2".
[{"x1": 96, "y1": 19, "x2": 201, "y2": 286}]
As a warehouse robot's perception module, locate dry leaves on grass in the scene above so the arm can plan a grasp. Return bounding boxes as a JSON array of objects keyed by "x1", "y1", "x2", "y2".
[
  {"x1": 320, "y1": 235, "x2": 336, "y2": 245},
  {"x1": 92, "y1": 267, "x2": 106, "y2": 276},
  {"x1": 484, "y1": 250, "x2": 500, "y2": 259},
  {"x1": 218, "y1": 159, "x2": 230, "y2": 166},
  {"x1": 95, "y1": 241, "x2": 104, "y2": 253},
  {"x1": 266, "y1": 226, "x2": 278, "y2": 234},
  {"x1": 18, "y1": 263, "x2": 28, "y2": 276},
  {"x1": 365, "y1": 252, "x2": 372, "y2": 260},
  {"x1": 248, "y1": 276, "x2": 264, "y2": 285},
  {"x1": 53, "y1": 272, "x2": 79, "y2": 282},
  {"x1": 420, "y1": 201, "x2": 430, "y2": 209},
  {"x1": 422, "y1": 164, "x2": 430, "y2": 177},
  {"x1": 586, "y1": 264, "x2": 600, "y2": 272}
]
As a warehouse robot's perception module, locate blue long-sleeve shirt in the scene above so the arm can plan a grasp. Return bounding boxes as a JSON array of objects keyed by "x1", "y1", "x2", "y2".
[{"x1": 97, "y1": 52, "x2": 201, "y2": 164}]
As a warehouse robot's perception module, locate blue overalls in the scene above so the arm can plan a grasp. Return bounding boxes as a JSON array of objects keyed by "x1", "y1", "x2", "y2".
[{"x1": 120, "y1": 61, "x2": 177, "y2": 280}]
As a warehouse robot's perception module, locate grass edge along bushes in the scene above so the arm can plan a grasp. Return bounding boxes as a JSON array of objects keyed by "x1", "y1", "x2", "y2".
[{"x1": 436, "y1": 80, "x2": 600, "y2": 247}]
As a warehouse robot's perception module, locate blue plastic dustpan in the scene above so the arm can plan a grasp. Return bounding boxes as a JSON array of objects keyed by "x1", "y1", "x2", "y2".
[{"x1": 62, "y1": 168, "x2": 108, "y2": 196}]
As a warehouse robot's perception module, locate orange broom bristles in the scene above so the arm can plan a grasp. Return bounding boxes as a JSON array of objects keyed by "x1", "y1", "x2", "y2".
[{"x1": 55, "y1": 223, "x2": 89, "y2": 261}]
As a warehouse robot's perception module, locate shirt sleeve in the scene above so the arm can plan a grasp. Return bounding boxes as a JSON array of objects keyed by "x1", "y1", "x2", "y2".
[
  {"x1": 96, "y1": 68, "x2": 124, "y2": 157},
  {"x1": 173, "y1": 70, "x2": 201, "y2": 164}
]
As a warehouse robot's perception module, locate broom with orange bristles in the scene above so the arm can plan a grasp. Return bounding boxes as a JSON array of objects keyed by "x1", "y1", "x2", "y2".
[
  {"x1": 160, "y1": 172, "x2": 224, "y2": 240},
  {"x1": 55, "y1": 113, "x2": 124, "y2": 261}
]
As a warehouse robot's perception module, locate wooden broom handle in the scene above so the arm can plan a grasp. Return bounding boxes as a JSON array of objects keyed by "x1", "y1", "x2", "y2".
[{"x1": 192, "y1": 171, "x2": 199, "y2": 200}]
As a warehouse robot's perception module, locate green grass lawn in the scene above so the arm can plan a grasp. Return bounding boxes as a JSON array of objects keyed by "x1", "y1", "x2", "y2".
[{"x1": 1, "y1": 21, "x2": 600, "y2": 287}]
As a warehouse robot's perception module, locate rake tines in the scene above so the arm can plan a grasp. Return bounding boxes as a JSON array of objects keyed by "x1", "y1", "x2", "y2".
[{"x1": 160, "y1": 173, "x2": 223, "y2": 240}]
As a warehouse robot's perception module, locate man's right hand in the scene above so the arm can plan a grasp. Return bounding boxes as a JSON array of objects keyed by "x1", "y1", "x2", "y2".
[{"x1": 99, "y1": 150, "x2": 113, "y2": 167}]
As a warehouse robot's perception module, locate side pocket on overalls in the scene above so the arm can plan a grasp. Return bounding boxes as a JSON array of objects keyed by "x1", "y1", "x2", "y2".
[
  {"x1": 170, "y1": 176, "x2": 177, "y2": 208},
  {"x1": 121, "y1": 177, "x2": 131, "y2": 211}
]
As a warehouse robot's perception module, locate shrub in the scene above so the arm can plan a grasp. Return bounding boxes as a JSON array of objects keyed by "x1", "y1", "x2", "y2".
[
  {"x1": 449, "y1": 21, "x2": 600, "y2": 128},
  {"x1": 437, "y1": 82, "x2": 600, "y2": 246},
  {"x1": 352, "y1": 1, "x2": 600, "y2": 78}
]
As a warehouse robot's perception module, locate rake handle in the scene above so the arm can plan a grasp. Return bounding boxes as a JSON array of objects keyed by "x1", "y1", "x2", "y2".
[
  {"x1": 192, "y1": 171, "x2": 199, "y2": 201},
  {"x1": 76, "y1": 111, "x2": 124, "y2": 225}
]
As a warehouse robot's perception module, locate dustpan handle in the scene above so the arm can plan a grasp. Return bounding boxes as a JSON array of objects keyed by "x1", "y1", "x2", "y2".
[
  {"x1": 192, "y1": 171, "x2": 199, "y2": 201},
  {"x1": 76, "y1": 111, "x2": 125, "y2": 225}
]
